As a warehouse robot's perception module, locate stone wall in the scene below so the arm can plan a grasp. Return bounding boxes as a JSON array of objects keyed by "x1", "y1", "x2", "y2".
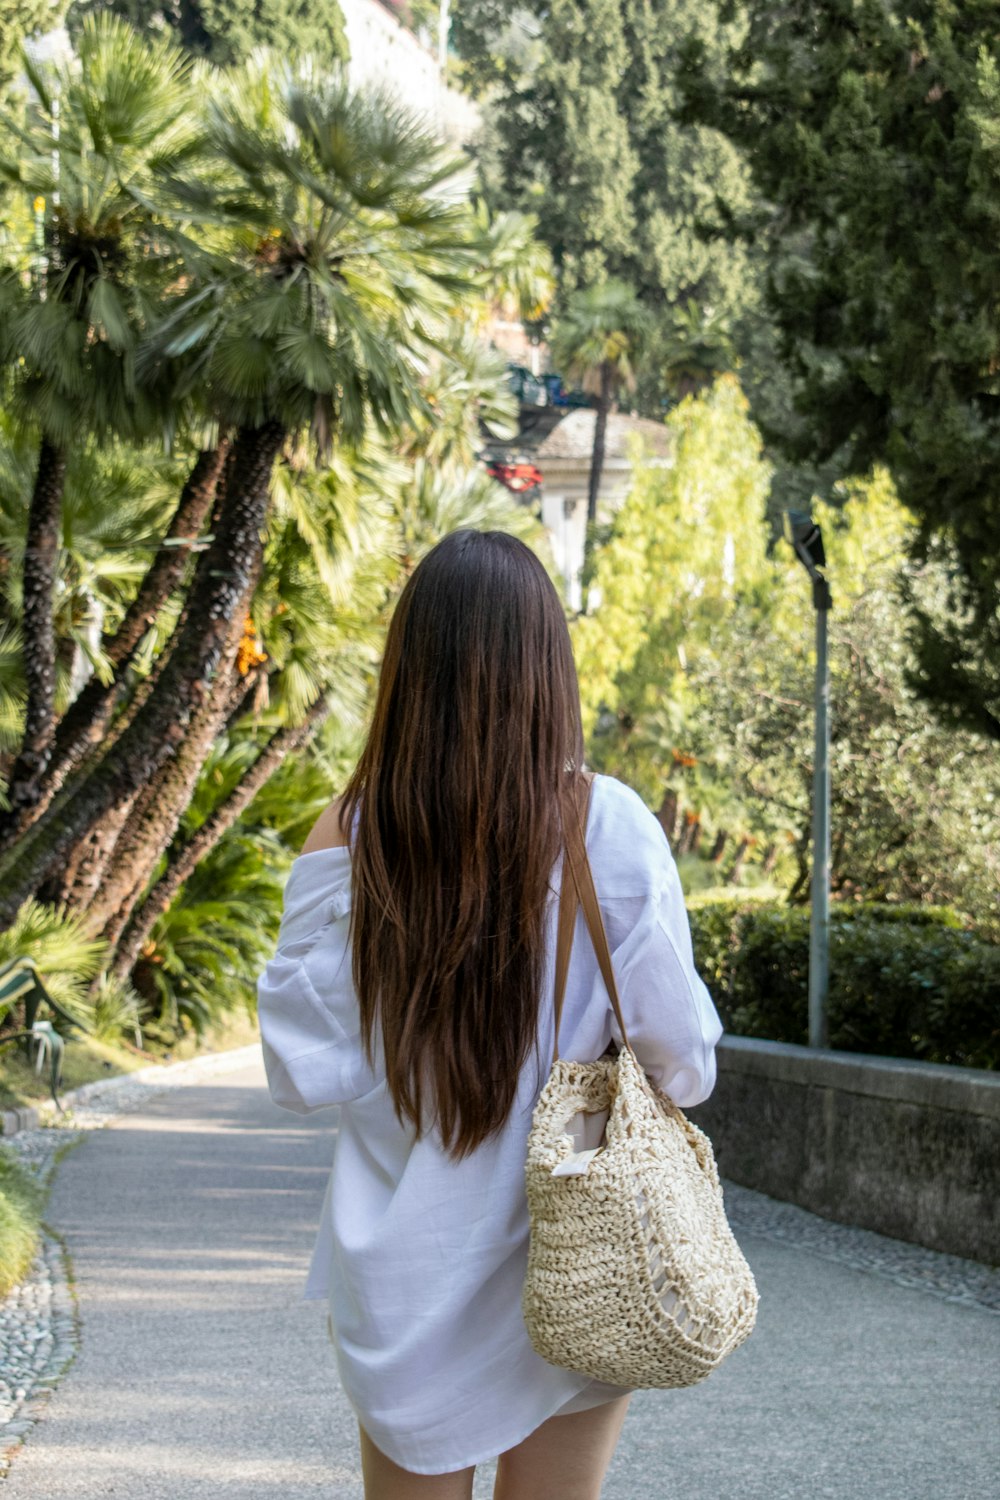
[{"x1": 686, "y1": 1036, "x2": 1000, "y2": 1265}]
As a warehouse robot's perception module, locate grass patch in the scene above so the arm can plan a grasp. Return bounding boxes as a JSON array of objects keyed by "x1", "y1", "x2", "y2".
[
  {"x1": 0, "y1": 1008, "x2": 260, "y2": 1111},
  {"x1": 0, "y1": 1148, "x2": 43, "y2": 1299}
]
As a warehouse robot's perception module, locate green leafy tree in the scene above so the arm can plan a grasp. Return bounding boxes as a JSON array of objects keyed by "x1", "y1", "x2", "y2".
[
  {"x1": 688, "y1": 471, "x2": 1000, "y2": 920},
  {"x1": 456, "y1": 0, "x2": 759, "y2": 400},
  {"x1": 573, "y1": 375, "x2": 779, "y2": 783},
  {"x1": 680, "y1": 0, "x2": 1000, "y2": 739},
  {"x1": 506, "y1": 0, "x2": 640, "y2": 290},
  {"x1": 69, "y1": 0, "x2": 348, "y2": 69},
  {"x1": 0, "y1": 2, "x2": 69, "y2": 91},
  {"x1": 450, "y1": 3, "x2": 541, "y2": 98},
  {"x1": 576, "y1": 379, "x2": 1000, "y2": 928}
]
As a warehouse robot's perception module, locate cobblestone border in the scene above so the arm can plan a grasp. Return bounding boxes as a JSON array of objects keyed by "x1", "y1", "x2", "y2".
[
  {"x1": 0, "y1": 1232, "x2": 77, "y2": 1479},
  {"x1": 723, "y1": 1181, "x2": 1000, "y2": 1315}
]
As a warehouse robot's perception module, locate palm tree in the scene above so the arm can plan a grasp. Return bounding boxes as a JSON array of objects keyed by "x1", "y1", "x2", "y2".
[
  {"x1": 25, "y1": 439, "x2": 231, "y2": 838},
  {"x1": 476, "y1": 206, "x2": 555, "y2": 326},
  {"x1": 0, "y1": 15, "x2": 202, "y2": 826},
  {"x1": 109, "y1": 697, "x2": 330, "y2": 979},
  {"x1": 0, "y1": 61, "x2": 487, "y2": 925},
  {"x1": 399, "y1": 319, "x2": 517, "y2": 468},
  {"x1": 659, "y1": 298, "x2": 735, "y2": 402},
  {"x1": 89, "y1": 446, "x2": 396, "y2": 942},
  {"x1": 549, "y1": 279, "x2": 650, "y2": 526},
  {"x1": 154, "y1": 62, "x2": 482, "y2": 449}
]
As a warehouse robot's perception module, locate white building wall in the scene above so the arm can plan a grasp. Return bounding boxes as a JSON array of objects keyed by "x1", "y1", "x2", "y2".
[
  {"x1": 541, "y1": 490, "x2": 587, "y2": 612},
  {"x1": 340, "y1": 0, "x2": 479, "y2": 141}
]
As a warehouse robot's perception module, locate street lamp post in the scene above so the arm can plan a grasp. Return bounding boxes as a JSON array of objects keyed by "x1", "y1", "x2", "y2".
[{"x1": 785, "y1": 511, "x2": 833, "y2": 1049}]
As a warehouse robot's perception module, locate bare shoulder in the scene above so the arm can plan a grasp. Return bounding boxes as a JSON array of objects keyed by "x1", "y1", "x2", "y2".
[{"x1": 301, "y1": 797, "x2": 351, "y2": 854}]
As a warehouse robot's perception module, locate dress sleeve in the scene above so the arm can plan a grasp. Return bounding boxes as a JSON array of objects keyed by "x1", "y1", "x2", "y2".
[
  {"x1": 600, "y1": 812, "x2": 724, "y2": 1109},
  {"x1": 256, "y1": 851, "x2": 378, "y2": 1113}
]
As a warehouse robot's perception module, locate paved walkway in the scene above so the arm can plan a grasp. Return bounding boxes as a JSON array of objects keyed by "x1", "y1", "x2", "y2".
[{"x1": 3, "y1": 1059, "x2": 999, "y2": 1499}]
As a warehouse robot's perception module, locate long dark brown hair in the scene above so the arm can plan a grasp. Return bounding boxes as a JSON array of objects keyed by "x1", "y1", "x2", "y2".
[{"x1": 340, "y1": 529, "x2": 585, "y2": 1158}]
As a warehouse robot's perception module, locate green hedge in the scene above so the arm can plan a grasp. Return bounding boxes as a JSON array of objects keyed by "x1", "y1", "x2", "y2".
[{"x1": 688, "y1": 900, "x2": 1000, "y2": 1070}]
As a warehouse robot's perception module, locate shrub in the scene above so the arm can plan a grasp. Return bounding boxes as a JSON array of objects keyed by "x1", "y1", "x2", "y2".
[
  {"x1": 0, "y1": 1148, "x2": 42, "y2": 1299},
  {"x1": 688, "y1": 899, "x2": 1000, "y2": 1070},
  {"x1": 0, "y1": 900, "x2": 105, "y2": 1020}
]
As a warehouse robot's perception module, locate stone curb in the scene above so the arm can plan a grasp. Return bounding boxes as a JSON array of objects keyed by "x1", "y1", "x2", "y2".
[
  {"x1": 0, "y1": 1103, "x2": 39, "y2": 1137},
  {"x1": 718, "y1": 1035, "x2": 1000, "y2": 1118},
  {"x1": 1, "y1": 1042, "x2": 263, "y2": 1137}
]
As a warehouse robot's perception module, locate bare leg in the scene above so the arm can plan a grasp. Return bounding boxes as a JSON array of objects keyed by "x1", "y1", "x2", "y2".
[
  {"x1": 359, "y1": 1424, "x2": 476, "y2": 1500},
  {"x1": 493, "y1": 1395, "x2": 632, "y2": 1500}
]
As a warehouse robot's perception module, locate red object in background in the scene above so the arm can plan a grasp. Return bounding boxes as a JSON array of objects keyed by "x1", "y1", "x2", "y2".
[{"x1": 487, "y1": 460, "x2": 544, "y2": 494}]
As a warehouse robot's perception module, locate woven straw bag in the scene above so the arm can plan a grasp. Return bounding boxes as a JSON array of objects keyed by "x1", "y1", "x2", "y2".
[{"x1": 522, "y1": 777, "x2": 759, "y2": 1389}]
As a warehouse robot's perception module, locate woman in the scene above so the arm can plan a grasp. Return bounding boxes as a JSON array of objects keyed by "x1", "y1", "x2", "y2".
[{"x1": 257, "y1": 529, "x2": 723, "y2": 1499}]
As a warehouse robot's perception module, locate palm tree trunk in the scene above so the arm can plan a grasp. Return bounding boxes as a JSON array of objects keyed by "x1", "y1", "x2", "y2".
[
  {"x1": 110, "y1": 697, "x2": 330, "y2": 979},
  {"x1": 0, "y1": 421, "x2": 285, "y2": 927},
  {"x1": 93, "y1": 660, "x2": 268, "y2": 951},
  {"x1": 2, "y1": 442, "x2": 231, "y2": 849},
  {"x1": 41, "y1": 799, "x2": 136, "y2": 910},
  {"x1": 710, "y1": 830, "x2": 728, "y2": 864},
  {"x1": 677, "y1": 810, "x2": 700, "y2": 856},
  {"x1": 86, "y1": 653, "x2": 246, "y2": 937},
  {"x1": 68, "y1": 549, "x2": 267, "y2": 931},
  {"x1": 35, "y1": 441, "x2": 230, "y2": 804},
  {"x1": 65, "y1": 573, "x2": 267, "y2": 927},
  {"x1": 2, "y1": 439, "x2": 66, "y2": 826},
  {"x1": 586, "y1": 362, "x2": 613, "y2": 526},
  {"x1": 656, "y1": 787, "x2": 679, "y2": 845},
  {"x1": 727, "y1": 835, "x2": 754, "y2": 885}
]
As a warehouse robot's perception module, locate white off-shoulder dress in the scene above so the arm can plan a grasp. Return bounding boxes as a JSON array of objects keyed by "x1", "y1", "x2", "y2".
[{"x1": 256, "y1": 773, "x2": 724, "y2": 1475}]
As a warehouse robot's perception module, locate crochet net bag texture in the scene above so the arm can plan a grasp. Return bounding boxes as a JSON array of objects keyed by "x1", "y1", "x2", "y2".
[{"x1": 522, "y1": 777, "x2": 759, "y2": 1390}]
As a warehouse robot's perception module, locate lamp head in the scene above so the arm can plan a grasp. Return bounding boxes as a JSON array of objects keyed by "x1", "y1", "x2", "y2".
[{"x1": 784, "y1": 509, "x2": 827, "y2": 579}]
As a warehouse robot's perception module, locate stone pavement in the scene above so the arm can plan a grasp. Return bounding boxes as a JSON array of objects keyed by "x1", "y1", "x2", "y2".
[{"x1": 2, "y1": 1057, "x2": 998, "y2": 1499}]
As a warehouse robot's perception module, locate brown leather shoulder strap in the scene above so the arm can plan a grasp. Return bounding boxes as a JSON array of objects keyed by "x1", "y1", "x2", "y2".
[
  {"x1": 552, "y1": 773, "x2": 631, "y2": 1058},
  {"x1": 552, "y1": 778, "x2": 587, "y2": 1061}
]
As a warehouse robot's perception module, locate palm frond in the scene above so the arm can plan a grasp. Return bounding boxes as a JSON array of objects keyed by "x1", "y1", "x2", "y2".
[
  {"x1": 0, "y1": 900, "x2": 106, "y2": 1015},
  {"x1": 550, "y1": 279, "x2": 651, "y2": 394}
]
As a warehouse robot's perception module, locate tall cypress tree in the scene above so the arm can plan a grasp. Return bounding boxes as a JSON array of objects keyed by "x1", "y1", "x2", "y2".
[
  {"x1": 455, "y1": 0, "x2": 759, "y2": 398},
  {"x1": 68, "y1": 0, "x2": 348, "y2": 68},
  {"x1": 615, "y1": 0, "x2": 755, "y2": 313},
  {"x1": 498, "y1": 0, "x2": 639, "y2": 289},
  {"x1": 680, "y1": 0, "x2": 1000, "y2": 739}
]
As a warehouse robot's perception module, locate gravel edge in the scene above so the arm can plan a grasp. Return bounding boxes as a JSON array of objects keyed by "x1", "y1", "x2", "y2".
[{"x1": 0, "y1": 1232, "x2": 78, "y2": 1479}]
